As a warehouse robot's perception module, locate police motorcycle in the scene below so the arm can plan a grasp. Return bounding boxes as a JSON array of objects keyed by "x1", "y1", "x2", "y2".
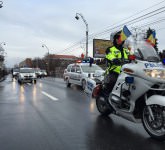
[{"x1": 92, "y1": 41, "x2": 165, "y2": 141}]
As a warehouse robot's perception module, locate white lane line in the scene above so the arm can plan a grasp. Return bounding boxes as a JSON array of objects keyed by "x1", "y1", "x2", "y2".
[{"x1": 42, "y1": 91, "x2": 59, "y2": 101}]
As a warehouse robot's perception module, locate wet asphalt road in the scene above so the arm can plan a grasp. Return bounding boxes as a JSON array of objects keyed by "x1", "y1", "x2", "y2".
[{"x1": 0, "y1": 76, "x2": 165, "y2": 150}]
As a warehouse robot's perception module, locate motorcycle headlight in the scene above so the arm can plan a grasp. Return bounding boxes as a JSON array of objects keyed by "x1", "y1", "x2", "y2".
[{"x1": 144, "y1": 69, "x2": 165, "y2": 79}]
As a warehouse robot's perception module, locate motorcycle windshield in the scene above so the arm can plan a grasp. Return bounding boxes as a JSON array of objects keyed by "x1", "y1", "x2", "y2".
[{"x1": 134, "y1": 41, "x2": 160, "y2": 62}]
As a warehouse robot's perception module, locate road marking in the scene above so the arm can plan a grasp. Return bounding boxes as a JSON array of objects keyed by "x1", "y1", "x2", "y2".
[
  {"x1": 42, "y1": 91, "x2": 59, "y2": 101},
  {"x1": 27, "y1": 83, "x2": 31, "y2": 85}
]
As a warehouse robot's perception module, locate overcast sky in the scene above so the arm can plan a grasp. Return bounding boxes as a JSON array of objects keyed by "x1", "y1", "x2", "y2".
[{"x1": 0, "y1": 0, "x2": 165, "y2": 67}]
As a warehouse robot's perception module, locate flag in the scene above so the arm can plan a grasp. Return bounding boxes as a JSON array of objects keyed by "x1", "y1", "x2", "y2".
[
  {"x1": 119, "y1": 25, "x2": 132, "y2": 43},
  {"x1": 146, "y1": 30, "x2": 156, "y2": 47}
]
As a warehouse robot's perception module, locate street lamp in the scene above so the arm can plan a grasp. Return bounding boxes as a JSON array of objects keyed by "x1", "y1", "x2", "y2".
[
  {"x1": 0, "y1": 42, "x2": 6, "y2": 54},
  {"x1": 0, "y1": 42, "x2": 6, "y2": 46},
  {"x1": 0, "y1": 1, "x2": 3, "y2": 8},
  {"x1": 75, "y1": 13, "x2": 88, "y2": 58},
  {"x1": 42, "y1": 44, "x2": 50, "y2": 75}
]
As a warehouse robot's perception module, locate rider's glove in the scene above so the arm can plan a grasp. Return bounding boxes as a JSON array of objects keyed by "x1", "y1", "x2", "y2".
[{"x1": 112, "y1": 58, "x2": 122, "y2": 66}]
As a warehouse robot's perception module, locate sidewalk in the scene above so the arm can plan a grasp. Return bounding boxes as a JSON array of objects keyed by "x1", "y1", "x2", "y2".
[{"x1": 0, "y1": 76, "x2": 6, "y2": 82}]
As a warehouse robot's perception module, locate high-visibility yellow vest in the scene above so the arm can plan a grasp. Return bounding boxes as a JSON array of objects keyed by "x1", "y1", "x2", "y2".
[{"x1": 105, "y1": 46, "x2": 130, "y2": 74}]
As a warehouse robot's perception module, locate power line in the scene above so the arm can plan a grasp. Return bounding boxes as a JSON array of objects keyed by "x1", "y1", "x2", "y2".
[
  {"x1": 89, "y1": 0, "x2": 165, "y2": 37},
  {"x1": 55, "y1": 41, "x2": 81, "y2": 54},
  {"x1": 139, "y1": 18, "x2": 165, "y2": 28},
  {"x1": 77, "y1": 6, "x2": 165, "y2": 45},
  {"x1": 157, "y1": 27, "x2": 165, "y2": 31},
  {"x1": 69, "y1": 11, "x2": 165, "y2": 52},
  {"x1": 105, "y1": 20, "x2": 165, "y2": 39},
  {"x1": 72, "y1": 20, "x2": 165, "y2": 54},
  {"x1": 88, "y1": 6, "x2": 165, "y2": 39},
  {"x1": 63, "y1": 12, "x2": 165, "y2": 54},
  {"x1": 58, "y1": 4, "x2": 165, "y2": 55}
]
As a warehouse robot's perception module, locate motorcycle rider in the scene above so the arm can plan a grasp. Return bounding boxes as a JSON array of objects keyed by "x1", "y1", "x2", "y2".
[{"x1": 104, "y1": 31, "x2": 130, "y2": 96}]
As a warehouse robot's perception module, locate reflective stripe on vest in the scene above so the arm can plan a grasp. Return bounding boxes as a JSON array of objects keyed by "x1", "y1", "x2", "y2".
[{"x1": 106, "y1": 46, "x2": 129, "y2": 74}]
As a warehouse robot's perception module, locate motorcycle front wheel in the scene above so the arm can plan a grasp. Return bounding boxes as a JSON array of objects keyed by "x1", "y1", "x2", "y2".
[
  {"x1": 142, "y1": 105, "x2": 165, "y2": 141},
  {"x1": 96, "y1": 96, "x2": 113, "y2": 116}
]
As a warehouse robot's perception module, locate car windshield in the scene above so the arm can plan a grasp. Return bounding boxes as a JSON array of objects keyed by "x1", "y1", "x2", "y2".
[
  {"x1": 81, "y1": 65, "x2": 103, "y2": 73},
  {"x1": 134, "y1": 41, "x2": 160, "y2": 62},
  {"x1": 13, "y1": 68, "x2": 19, "y2": 72},
  {"x1": 20, "y1": 68, "x2": 34, "y2": 73}
]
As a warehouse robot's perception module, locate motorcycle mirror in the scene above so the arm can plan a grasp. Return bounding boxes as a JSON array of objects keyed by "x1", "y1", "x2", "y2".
[{"x1": 128, "y1": 55, "x2": 136, "y2": 61}]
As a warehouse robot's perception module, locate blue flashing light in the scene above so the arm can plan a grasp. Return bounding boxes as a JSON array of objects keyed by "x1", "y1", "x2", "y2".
[
  {"x1": 125, "y1": 76, "x2": 134, "y2": 84},
  {"x1": 82, "y1": 60, "x2": 90, "y2": 63},
  {"x1": 162, "y1": 58, "x2": 165, "y2": 65},
  {"x1": 82, "y1": 57, "x2": 94, "y2": 64}
]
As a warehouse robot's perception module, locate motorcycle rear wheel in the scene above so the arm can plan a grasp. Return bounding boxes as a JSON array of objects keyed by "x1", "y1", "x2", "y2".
[
  {"x1": 96, "y1": 95, "x2": 113, "y2": 116},
  {"x1": 142, "y1": 105, "x2": 165, "y2": 141}
]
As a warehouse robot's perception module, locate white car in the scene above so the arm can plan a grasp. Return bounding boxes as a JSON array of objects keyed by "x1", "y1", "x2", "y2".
[
  {"x1": 18, "y1": 68, "x2": 37, "y2": 84},
  {"x1": 65, "y1": 62, "x2": 105, "y2": 90},
  {"x1": 12, "y1": 68, "x2": 19, "y2": 78},
  {"x1": 34, "y1": 68, "x2": 42, "y2": 78},
  {"x1": 41, "y1": 70, "x2": 47, "y2": 77}
]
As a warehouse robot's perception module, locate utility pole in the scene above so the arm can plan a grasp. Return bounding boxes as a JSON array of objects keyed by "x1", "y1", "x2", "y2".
[{"x1": 75, "y1": 13, "x2": 88, "y2": 58}]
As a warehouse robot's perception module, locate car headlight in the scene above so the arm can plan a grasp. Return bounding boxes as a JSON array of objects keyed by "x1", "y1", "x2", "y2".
[
  {"x1": 20, "y1": 74, "x2": 24, "y2": 78},
  {"x1": 144, "y1": 69, "x2": 165, "y2": 79}
]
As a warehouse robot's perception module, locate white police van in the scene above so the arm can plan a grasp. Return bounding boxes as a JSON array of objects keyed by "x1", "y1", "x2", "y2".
[{"x1": 65, "y1": 61, "x2": 105, "y2": 91}]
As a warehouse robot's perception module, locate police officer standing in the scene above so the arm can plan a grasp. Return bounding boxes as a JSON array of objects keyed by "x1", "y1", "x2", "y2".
[{"x1": 104, "y1": 31, "x2": 130, "y2": 95}]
